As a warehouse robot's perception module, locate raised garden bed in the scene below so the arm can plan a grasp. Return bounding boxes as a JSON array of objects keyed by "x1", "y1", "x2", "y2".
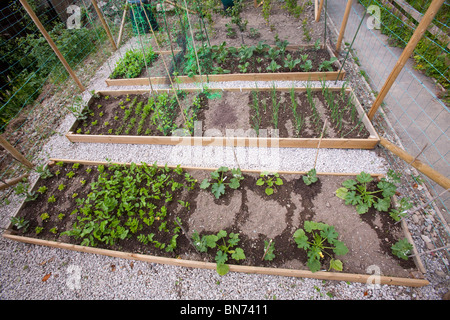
[
  {"x1": 66, "y1": 86, "x2": 379, "y2": 149},
  {"x1": 105, "y1": 43, "x2": 345, "y2": 86},
  {"x1": 4, "y1": 159, "x2": 429, "y2": 287}
]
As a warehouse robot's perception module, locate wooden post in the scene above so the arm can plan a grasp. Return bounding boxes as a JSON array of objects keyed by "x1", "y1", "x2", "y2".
[
  {"x1": 336, "y1": 0, "x2": 354, "y2": 52},
  {"x1": 0, "y1": 173, "x2": 29, "y2": 191},
  {"x1": 367, "y1": 0, "x2": 445, "y2": 120},
  {"x1": 19, "y1": 0, "x2": 85, "y2": 92},
  {"x1": 316, "y1": 0, "x2": 325, "y2": 21},
  {"x1": 0, "y1": 136, "x2": 34, "y2": 169},
  {"x1": 91, "y1": 0, "x2": 117, "y2": 51},
  {"x1": 116, "y1": 5, "x2": 128, "y2": 47},
  {"x1": 379, "y1": 137, "x2": 450, "y2": 190}
]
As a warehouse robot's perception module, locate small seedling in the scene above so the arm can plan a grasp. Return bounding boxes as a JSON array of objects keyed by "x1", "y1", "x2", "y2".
[
  {"x1": 200, "y1": 167, "x2": 244, "y2": 199},
  {"x1": 256, "y1": 171, "x2": 283, "y2": 195},
  {"x1": 303, "y1": 168, "x2": 318, "y2": 186},
  {"x1": 10, "y1": 217, "x2": 29, "y2": 232},
  {"x1": 40, "y1": 212, "x2": 50, "y2": 221}
]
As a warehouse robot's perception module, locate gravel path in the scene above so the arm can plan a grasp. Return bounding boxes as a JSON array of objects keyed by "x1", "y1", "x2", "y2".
[{"x1": 1, "y1": 25, "x2": 448, "y2": 302}]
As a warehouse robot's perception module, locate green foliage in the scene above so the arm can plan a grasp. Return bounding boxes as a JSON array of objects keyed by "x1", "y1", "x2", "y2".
[
  {"x1": 110, "y1": 47, "x2": 157, "y2": 79},
  {"x1": 318, "y1": 57, "x2": 338, "y2": 71},
  {"x1": 284, "y1": 54, "x2": 302, "y2": 71},
  {"x1": 256, "y1": 171, "x2": 283, "y2": 196},
  {"x1": 293, "y1": 221, "x2": 348, "y2": 273},
  {"x1": 10, "y1": 216, "x2": 30, "y2": 232},
  {"x1": 263, "y1": 240, "x2": 276, "y2": 261},
  {"x1": 391, "y1": 238, "x2": 413, "y2": 260},
  {"x1": 200, "y1": 167, "x2": 244, "y2": 199},
  {"x1": 61, "y1": 162, "x2": 196, "y2": 249},
  {"x1": 335, "y1": 171, "x2": 408, "y2": 218},
  {"x1": 192, "y1": 229, "x2": 246, "y2": 275},
  {"x1": 303, "y1": 168, "x2": 318, "y2": 186}
]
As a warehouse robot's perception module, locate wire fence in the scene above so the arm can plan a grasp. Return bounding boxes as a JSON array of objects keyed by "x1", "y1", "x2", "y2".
[{"x1": 327, "y1": 0, "x2": 449, "y2": 270}]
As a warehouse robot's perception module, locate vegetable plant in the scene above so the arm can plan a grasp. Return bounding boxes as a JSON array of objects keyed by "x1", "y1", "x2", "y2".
[
  {"x1": 335, "y1": 171, "x2": 401, "y2": 215},
  {"x1": 303, "y1": 168, "x2": 318, "y2": 186},
  {"x1": 318, "y1": 57, "x2": 338, "y2": 71},
  {"x1": 200, "y1": 166, "x2": 244, "y2": 199},
  {"x1": 192, "y1": 229, "x2": 246, "y2": 275},
  {"x1": 293, "y1": 221, "x2": 348, "y2": 273},
  {"x1": 391, "y1": 238, "x2": 413, "y2": 260},
  {"x1": 256, "y1": 171, "x2": 283, "y2": 196},
  {"x1": 10, "y1": 217, "x2": 29, "y2": 232},
  {"x1": 284, "y1": 54, "x2": 301, "y2": 71},
  {"x1": 263, "y1": 240, "x2": 275, "y2": 261}
]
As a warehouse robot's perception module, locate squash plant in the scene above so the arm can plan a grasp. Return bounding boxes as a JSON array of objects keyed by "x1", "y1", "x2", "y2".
[
  {"x1": 200, "y1": 167, "x2": 244, "y2": 199},
  {"x1": 335, "y1": 171, "x2": 412, "y2": 219},
  {"x1": 293, "y1": 221, "x2": 348, "y2": 273},
  {"x1": 191, "y1": 229, "x2": 246, "y2": 275}
]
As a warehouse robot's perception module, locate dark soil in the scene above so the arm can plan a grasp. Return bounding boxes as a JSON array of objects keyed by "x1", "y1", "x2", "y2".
[
  {"x1": 72, "y1": 91, "x2": 371, "y2": 140},
  {"x1": 10, "y1": 162, "x2": 417, "y2": 277}
]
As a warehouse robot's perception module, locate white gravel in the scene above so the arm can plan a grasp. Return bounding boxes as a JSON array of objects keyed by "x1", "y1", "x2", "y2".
[{"x1": 1, "y1": 32, "x2": 449, "y2": 302}]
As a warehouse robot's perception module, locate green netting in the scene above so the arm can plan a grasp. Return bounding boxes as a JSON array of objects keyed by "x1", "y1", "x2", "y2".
[{"x1": 128, "y1": 1, "x2": 158, "y2": 35}]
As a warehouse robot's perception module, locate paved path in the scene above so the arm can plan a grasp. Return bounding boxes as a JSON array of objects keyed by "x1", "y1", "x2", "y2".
[{"x1": 327, "y1": 0, "x2": 449, "y2": 211}]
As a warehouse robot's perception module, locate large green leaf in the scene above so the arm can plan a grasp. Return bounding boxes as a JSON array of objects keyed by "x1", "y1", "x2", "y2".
[
  {"x1": 216, "y1": 263, "x2": 229, "y2": 276},
  {"x1": 335, "y1": 187, "x2": 348, "y2": 200},
  {"x1": 329, "y1": 258, "x2": 343, "y2": 271},
  {"x1": 333, "y1": 241, "x2": 349, "y2": 256},
  {"x1": 356, "y1": 172, "x2": 373, "y2": 184},
  {"x1": 293, "y1": 229, "x2": 309, "y2": 249},
  {"x1": 231, "y1": 248, "x2": 245, "y2": 261},
  {"x1": 211, "y1": 183, "x2": 226, "y2": 199}
]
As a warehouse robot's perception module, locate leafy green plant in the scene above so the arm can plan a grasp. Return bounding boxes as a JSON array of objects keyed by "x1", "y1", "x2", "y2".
[
  {"x1": 40, "y1": 212, "x2": 50, "y2": 222},
  {"x1": 263, "y1": 239, "x2": 275, "y2": 261},
  {"x1": 10, "y1": 216, "x2": 29, "y2": 232},
  {"x1": 200, "y1": 167, "x2": 244, "y2": 199},
  {"x1": 192, "y1": 229, "x2": 246, "y2": 275},
  {"x1": 284, "y1": 54, "x2": 301, "y2": 71},
  {"x1": 319, "y1": 57, "x2": 338, "y2": 71},
  {"x1": 35, "y1": 164, "x2": 53, "y2": 179},
  {"x1": 293, "y1": 221, "x2": 348, "y2": 273},
  {"x1": 303, "y1": 168, "x2": 318, "y2": 186},
  {"x1": 301, "y1": 59, "x2": 313, "y2": 71},
  {"x1": 110, "y1": 47, "x2": 157, "y2": 79},
  {"x1": 335, "y1": 171, "x2": 401, "y2": 215},
  {"x1": 238, "y1": 61, "x2": 250, "y2": 73},
  {"x1": 256, "y1": 171, "x2": 283, "y2": 196},
  {"x1": 391, "y1": 238, "x2": 413, "y2": 260}
]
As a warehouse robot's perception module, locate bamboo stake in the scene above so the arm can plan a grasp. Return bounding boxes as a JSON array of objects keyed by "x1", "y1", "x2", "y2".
[
  {"x1": 336, "y1": 0, "x2": 353, "y2": 52},
  {"x1": 116, "y1": 3, "x2": 128, "y2": 47},
  {"x1": 0, "y1": 173, "x2": 29, "y2": 191},
  {"x1": 316, "y1": 0, "x2": 325, "y2": 21},
  {"x1": 19, "y1": 0, "x2": 85, "y2": 92},
  {"x1": 0, "y1": 136, "x2": 33, "y2": 169},
  {"x1": 367, "y1": 0, "x2": 445, "y2": 120},
  {"x1": 139, "y1": 1, "x2": 188, "y2": 125},
  {"x1": 379, "y1": 137, "x2": 450, "y2": 190},
  {"x1": 91, "y1": 0, "x2": 117, "y2": 51},
  {"x1": 409, "y1": 244, "x2": 450, "y2": 258},
  {"x1": 395, "y1": 188, "x2": 449, "y2": 225},
  {"x1": 261, "y1": 239, "x2": 273, "y2": 261}
]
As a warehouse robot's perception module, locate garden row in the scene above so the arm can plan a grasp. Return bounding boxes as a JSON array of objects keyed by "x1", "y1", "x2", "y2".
[
  {"x1": 5, "y1": 159, "x2": 428, "y2": 286},
  {"x1": 105, "y1": 40, "x2": 345, "y2": 86},
  {"x1": 66, "y1": 85, "x2": 379, "y2": 149}
]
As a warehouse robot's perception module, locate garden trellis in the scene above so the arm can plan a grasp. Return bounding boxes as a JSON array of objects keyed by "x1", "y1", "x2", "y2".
[{"x1": 0, "y1": 0, "x2": 449, "y2": 287}]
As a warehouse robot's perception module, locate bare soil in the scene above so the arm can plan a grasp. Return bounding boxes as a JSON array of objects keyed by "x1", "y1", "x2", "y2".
[
  {"x1": 10, "y1": 162, "x2": 418, "y2": 278},
  {"x1": 71, "y1": 91, "x2": 371, "y2": 140}
]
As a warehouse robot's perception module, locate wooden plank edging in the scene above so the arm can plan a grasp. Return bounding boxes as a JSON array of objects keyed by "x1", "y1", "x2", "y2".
[
  {"x1": 2, "y1": 159, "x2": 429, "y2": 288},
  {"x1": 66, "y1": 87, "x2": 380, "y2": 149},
  {"x1": 105, "y1": 44, "x2": 345, "y2": 86}
]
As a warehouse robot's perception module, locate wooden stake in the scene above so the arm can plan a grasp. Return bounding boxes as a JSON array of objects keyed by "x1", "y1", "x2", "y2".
[
  {"x1": 19, "y1": 0, "x2": 85, "y2": 92},
  {"x1": 0, "y1": 173, "x2": 29, "y2": 191},
  {"x1": 262, "y1": 239, "x2": 273, "y2": 261},
  {"x1": 336, "y1": 0, "x2": 353, "y2": 52},
  {"x1": 379, "y1": 137, "x2": 450, "y2": 190},
  {"x1": 316, "y1": 0, "x2": 325, "y2": 21},
  {"x1": 91, "y1": 0, "x2": 117, "y2": 51},
  {"x1": 409, "y1": 244, "x2": 450, "y2": 258},
  {"x1": 0, "y1": 136, "x2": 33, "y2": 169},
  {"x1": 116, "y1": 3, "x2": 128, "y2": 47},
  {"x1": 367, "y1": 0, "x2": 445, "y2": 120}
]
